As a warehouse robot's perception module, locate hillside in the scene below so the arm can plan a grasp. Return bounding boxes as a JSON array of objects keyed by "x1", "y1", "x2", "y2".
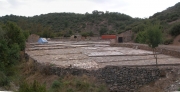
[
  {"x1": 0, "y1": 2, "x2": 180, "y2": 42},
  {"x1": 149, "y1": 2, "x2": 180, "y2": 33},
  {"x1": 0, "y1": 11, "x2": 141, "y2": 38},
  {"x1": 132, "y1": 2, "x2": 180, "y2": 45},
  {"x1": 150, "y1": 2, "x2": 180, "y2": 23}
]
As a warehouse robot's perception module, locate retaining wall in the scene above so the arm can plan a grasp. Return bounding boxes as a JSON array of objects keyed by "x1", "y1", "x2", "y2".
[{"x1": 26, "y1": 53, "x2": 161, "y2": 92}]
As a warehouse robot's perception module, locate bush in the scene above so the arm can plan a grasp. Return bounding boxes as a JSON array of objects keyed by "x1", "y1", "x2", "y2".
[
  {"x1": 0, "y1": 71, "x2": 9, "y2": 86},
  {"x1": 50, "y1": 75, "x2": 108, "y2": 92},
  {"x1": 66, "y1": 88, "x2": 74, "y2": 92},
  {"x1": 0, "y1": 39, "x2": 20, "y2": 70},
  {"x1": 4, "y1": 22, "x2": 25, "y2": 51},
  {"x1": 23, "y1": 30, "x2": 30, "y2": 40},
  {"x1": 170, "y1": 23, "x2": 180, "y2": 36},
  {"x1": 76, "y1": 80, "x2": 90, "y2": 91},
  {"x1": 0, "y1": 39, "x2": 9, "y2": 71},
  {"x1": 164, "y1": 38, "x2": 173, "y2": 45},
  {"x1": 51, "y1": 80, "x2": 62, "y2": 89},
  {"x1": 135, "y1": 31, "x2": 147, "y2": 43},
  {"x1": 19, "y1": 80, "x2": 47, "y2": 92}
]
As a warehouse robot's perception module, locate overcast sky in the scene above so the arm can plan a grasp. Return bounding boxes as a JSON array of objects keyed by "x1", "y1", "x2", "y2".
[{"x1": 0, "y1": 0, "x2": 179, "y2": 18}]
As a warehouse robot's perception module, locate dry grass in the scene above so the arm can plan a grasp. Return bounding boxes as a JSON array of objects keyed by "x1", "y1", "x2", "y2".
[
  {"x1": 20, "y1": 59, "x2": 59, "y2": 88},
  {"x1": 49, "y1": 74, "x2": 108, "y2": 92},
  {"x1": 19, "y1": 58, "x2": 108, "y2": 92}
]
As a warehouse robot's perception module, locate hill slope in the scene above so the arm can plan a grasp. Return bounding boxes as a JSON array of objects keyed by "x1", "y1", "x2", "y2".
[
  {"x1": 0, "y1": 11, "x2": 141, "y2": 37},
  {"x1": 150, "y1": 2, "x2": 180, "y2": 23},
  {"x1": 0, "y1": 2, "x2": 180, "y2": 40}
]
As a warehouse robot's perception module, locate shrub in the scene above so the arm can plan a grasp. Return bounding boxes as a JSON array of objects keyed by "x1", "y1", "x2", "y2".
[
  {"x1": 0, "y1": 39, "x2": 20, "y2": 71},
  {"x1": 51, "y1": 80, "x2": 62, "y2": 89},
  {"x1": 19, "y1": 80, "x2": 47, "y2": 92},
  {"x1": 3, "y1": 22, "x2": 25, "y2": 51},
  {"x1": 163, "y1": 38, "x2": 173, "y2": 45},
  {"x1": 50, "y1": 75, "x2": 108, "y2": 92},
  {"x1": 135, "y1": 31, "x2": 147, "y2": 43},
  {"x1": 66, "y1": 88, "x2": 74, "y2": 92},
  {"x1": 170, "y1": 23, "x2": 180, "y2": 36},
  {"x1": 76, "y1": 80, "x2": 90, "y2": 91},
  {"x1": 0, "y1": 71, "x2": 9, "y2": 86}
]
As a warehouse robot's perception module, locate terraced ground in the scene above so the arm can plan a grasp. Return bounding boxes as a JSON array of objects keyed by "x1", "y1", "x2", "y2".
[{"x1": 26, "y1": 40, "x2": 180, "y2": 70}]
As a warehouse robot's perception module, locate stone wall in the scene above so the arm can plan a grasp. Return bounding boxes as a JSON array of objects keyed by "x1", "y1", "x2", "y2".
[
  {"x1": 26, "y1": 54, "x2": 161, "y2": 92},
  {"x1": 98, "y1": 66, "x2": 160, "y2": 91},
  {"x1": 49, "y1": 66, "x2": 160, "y2": 91},
  {"x1": 111, "y1": 43, "x2": 180, "y2": 58}
]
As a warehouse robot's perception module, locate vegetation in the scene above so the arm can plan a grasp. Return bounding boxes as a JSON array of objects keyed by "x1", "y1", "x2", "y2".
[
  {"x1": 19, "y1": 81, "x2": 47, "y2": 92},
  {"x1": 0, "y1": 23, "x2": 107, "y2": 91},
  {"x1": 1, "y1": 1, "x2": 180, "y2": 91},
  {"x1": 150, "y1": 2, "x2": 180, "y2": 23},
  {"x1": 1, "y1": 2, "x2": 180, "y2": 41},
  {"x1": 170, "y1": 23, "x2": 180, "y2": 36},
  {"x1": 135, "y1": 21, "x2": 163, "y2": 65},
  {"x1": 146, "y1": 23, "x2": 162, "y2": 66},
  {"x1": 0, "y1": 11, "x2": 138, "y2": 37},
  {"x1": 18, "y1": 74, "x2": 107, "y2": 92},
  {"x1": 0, "y1": 71, "x2": 9, "y2": 86},
  {"x1": 4, "y1": 22, "x2": 26, "y2": 50},
  {"x1": 81, "y1": 31, "x2": 94, "y2": 38},
  {"x1": 163, "y1": 38, "x2": 173, "y2": 45},
  {"x1": 17, "y1": 59, "x2": 108, "y2": 92},
  {"x1": 0, "y1": 22, "x2": 27, "y2": 89},
  {"x1": 49, "y1": 75, "x2": 107, "y2": 92},
  {"x1": 135, "y1": 30, "x2": 147, "y2": 43}
]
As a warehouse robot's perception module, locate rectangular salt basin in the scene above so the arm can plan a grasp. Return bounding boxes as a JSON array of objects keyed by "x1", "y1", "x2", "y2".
[{"x1": 88, "y1": 51, "x2": 123, "y2": 57}]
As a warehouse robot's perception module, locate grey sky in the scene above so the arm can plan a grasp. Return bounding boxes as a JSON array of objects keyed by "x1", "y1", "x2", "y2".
[{"x1": 0, "y1": 0, "x2": 179, "y2": 18}]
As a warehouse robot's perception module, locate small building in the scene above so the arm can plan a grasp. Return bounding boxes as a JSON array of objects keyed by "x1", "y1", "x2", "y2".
[
  {"x1": 101, "y1": 30, "x2": 133, "y2": 43},
  {"x1": 38, "y1": 38, "x2": 48, "y2": 44},
  {"x1": 101, "y1": 35, "x2": 117, "y2": 44},
  {"x1": 117, "y1": 30, "x2": 133, "y2": 43},
  {"x1": 101, "y1": 35, "x2": 117, "y2": 39}
]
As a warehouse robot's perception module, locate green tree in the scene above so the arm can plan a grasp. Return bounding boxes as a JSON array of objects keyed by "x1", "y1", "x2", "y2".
[
  {"x1": 135, "y1": 31, "x2": 147, "y2": 43},
  {"x1": 23, "y1": 30, "x2": 30, "y2": 40},
  {"x1": 4, "y1": 22, "x2": 25, "y2": 50},
  {"x1": 0, "y1": 22, "x2": 26, "y2": 87},
  {"x1": 0, "y1": 23, "x2": 21, "y2": 71},
  {"x1": 0, "y1": 39, "x2": 9, "y2": 71},
  {"x1": 146, "y1": 23, "x2": 162, "y2": 66},
  {"x1": 0, "y1": 26, "x2": 5, "y2": 38}
]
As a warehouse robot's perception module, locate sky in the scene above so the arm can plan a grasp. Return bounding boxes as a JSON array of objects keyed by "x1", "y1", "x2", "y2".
[{"x1": 0, "y1": 0, "x2": 179, "y2": 18}]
